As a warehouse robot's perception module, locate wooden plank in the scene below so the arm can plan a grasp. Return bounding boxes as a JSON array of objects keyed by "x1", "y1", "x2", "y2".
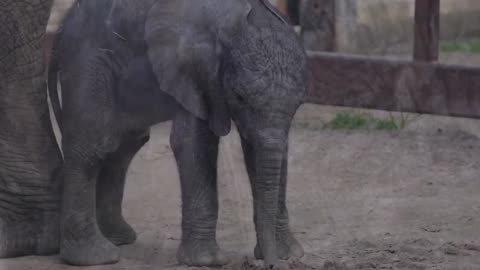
[
  {"x1": 414, "y1": 0, "x2": 440, "y2": 61},
  {"x1": 306, "y1": 52, "x2": 480, "y2": 118},
  {"x1": 287, "y1": 0, "x2": 300, "y2": 25},
  {"x1": 299, "y1": 0, "x2": 336, "y2": 51}
]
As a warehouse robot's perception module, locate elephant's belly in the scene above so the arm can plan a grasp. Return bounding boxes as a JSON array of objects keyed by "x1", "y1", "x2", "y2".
[
  {"x1": 118, "y1": 84, "x2": 180, "y2": 125},
  {"x1": 150, "y1": 90, "x2": 180, "y2": 123}
]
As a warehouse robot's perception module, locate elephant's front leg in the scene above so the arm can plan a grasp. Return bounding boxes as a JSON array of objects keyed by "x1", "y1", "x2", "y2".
[
  {"x1": 271, "y1": 153, "x2": 304, "y2": 259},
  {"x1": 170, "y1": 109, "x2": 229, "y2": 267},
  {"x1": 242, "y1": 140, "x2": 304, "y2": 261},
  {"x1": 60, "y1": 152, "x2": 119, "y2": 266},
  {"x1": 96, "y1": 131, "x2": 150, "y2": 246}
]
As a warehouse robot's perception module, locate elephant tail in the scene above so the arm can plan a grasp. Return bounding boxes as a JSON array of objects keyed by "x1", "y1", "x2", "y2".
[{"x1": 47, "y1": 37, "x2": 63, "y2": 132}]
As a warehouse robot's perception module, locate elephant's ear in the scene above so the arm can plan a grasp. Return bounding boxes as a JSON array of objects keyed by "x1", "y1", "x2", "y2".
[{"x1": 144, "y1": 0, "x2": 231, "y2": 136}]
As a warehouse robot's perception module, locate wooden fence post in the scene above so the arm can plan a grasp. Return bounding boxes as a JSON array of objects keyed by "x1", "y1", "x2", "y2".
[
  {"x1": 299, "y1": 0, "x2": 336, "y2": 51},
  {"x1": 414, "y1": 0, "x2": 440, "y2": 61}
]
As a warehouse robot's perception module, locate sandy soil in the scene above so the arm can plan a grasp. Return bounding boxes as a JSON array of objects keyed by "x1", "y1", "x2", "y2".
[{"x1": 1, "y1": 103, "x2": 479, "y2": 270}]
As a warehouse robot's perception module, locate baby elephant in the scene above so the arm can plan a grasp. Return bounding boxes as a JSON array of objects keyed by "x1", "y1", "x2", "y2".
[{"x1": 49, "y1": 0, "x2": 307, "y2": 268}]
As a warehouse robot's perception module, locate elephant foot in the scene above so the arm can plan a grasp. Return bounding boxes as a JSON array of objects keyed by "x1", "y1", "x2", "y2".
[
  {"x1": 98, "y1": 216, "x2": 137, "y2": 246},
  {"x1": 61, "y1": 233, "x2": 119, "y2": 266},
  {"x1": 177, "y1": 239, "x2": 229, "y2": 267},
  {"x1": 0, "y1": 211, "x2": 60, "y2": 258},
  {"x1": 254, "y1": 231, "x2": 304, "y2": 260}
]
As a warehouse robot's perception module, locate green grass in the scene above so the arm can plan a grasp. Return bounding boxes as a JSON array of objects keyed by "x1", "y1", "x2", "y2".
[
  {"x1": 324, "y1": 111, "x2": 407, "y2": 131},
  {"x1": 375, "y1": 117, "x2": 400, "y2": 130},
  {"x1": 325, "y1": 112, "x2": 371, "y2": 130},
  {"x1": 440, "y1": 38, "x2": 480, "y2": 53}
]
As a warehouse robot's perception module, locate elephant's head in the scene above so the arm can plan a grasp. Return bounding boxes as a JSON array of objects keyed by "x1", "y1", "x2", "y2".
[
  {"x1": 222, "y1": 0, "x2": 307, "y2": 140},
  {"x1": 145, "y1": 0, "x2": 306, "y2": 133},
  {"x1": 145, "y1": 0, "x2": 307, "y2": 267}
]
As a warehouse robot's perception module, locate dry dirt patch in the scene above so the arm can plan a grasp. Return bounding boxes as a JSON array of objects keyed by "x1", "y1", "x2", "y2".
[{"x1": 1, "y1": 104, "x2": 480, "y2": 270}]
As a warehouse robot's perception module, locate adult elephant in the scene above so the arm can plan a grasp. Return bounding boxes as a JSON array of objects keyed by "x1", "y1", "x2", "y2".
[
  {"x1": 0, "y1": 0, "x2": 62, "y2": 258},
  {"x1": 49, "y1": 0, "x2": 307, "y2": 268}
]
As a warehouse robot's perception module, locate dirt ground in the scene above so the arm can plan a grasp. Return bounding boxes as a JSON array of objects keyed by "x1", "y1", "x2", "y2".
[{"x1": 1, "y1": 103, "x2": 479, "y2": 270}]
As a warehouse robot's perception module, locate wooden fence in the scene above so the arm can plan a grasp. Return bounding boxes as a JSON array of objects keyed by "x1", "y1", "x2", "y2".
[{"x1": 299, "y1": 0, "x2": 480, "y2": 119}]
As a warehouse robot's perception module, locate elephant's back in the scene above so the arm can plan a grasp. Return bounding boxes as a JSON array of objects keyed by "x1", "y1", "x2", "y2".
[
  {"x1": 61, "y1": 0, "x2": 114, "y2": 36},
  {"x1": 57, "y1": 0, "x2": 117, "y2": 61},
  {"x1": 59, "y1": 0, "x2": 156, "y2": 52}
]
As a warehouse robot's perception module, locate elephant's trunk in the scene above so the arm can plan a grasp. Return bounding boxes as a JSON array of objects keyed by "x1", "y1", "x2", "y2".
[{"x1": 241, "y1": 127, "x2": 288, "y2": 268}]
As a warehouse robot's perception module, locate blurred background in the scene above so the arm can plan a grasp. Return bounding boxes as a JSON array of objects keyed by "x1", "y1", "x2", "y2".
[
  {"x1": 268, "y1": 0, "x2": 480, "y2": 64},
  {"x1": 47, "y1": 0, "x2": 480, "y2": 64}
]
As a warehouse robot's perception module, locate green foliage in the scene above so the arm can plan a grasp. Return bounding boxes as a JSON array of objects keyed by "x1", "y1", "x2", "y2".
[
  {"x1": 375, "y1": 117, "x2": 399, "y2": 130},
  {"x1": 324, "y1": 112, "x2": 371, "y2": 130},
  {"x1": 324, "y1": 111, "x2": 407, "y2": 131},
  {"x1": 440, "y1": 38, "x2": 480, "y2": 53}
]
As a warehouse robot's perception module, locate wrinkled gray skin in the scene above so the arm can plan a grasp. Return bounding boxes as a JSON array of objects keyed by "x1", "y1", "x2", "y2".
[
  {"x1": 0, "y1": 0, "x2": 62, "y2": 258},
  {"x1": 49, "y1": 0, "x2": 307, "y2": 268}
]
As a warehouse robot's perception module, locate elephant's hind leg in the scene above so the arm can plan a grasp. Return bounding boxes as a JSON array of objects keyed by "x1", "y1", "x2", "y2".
[
  {"x1": 96, "y1": 130, "x2": 150, "y2": 246},
  {"x1": 58, "y1": 45, "x2": 124, "y2": 266},
  {"x1": 60, "y1": 146, "x2": 119, "y2": 266}
]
